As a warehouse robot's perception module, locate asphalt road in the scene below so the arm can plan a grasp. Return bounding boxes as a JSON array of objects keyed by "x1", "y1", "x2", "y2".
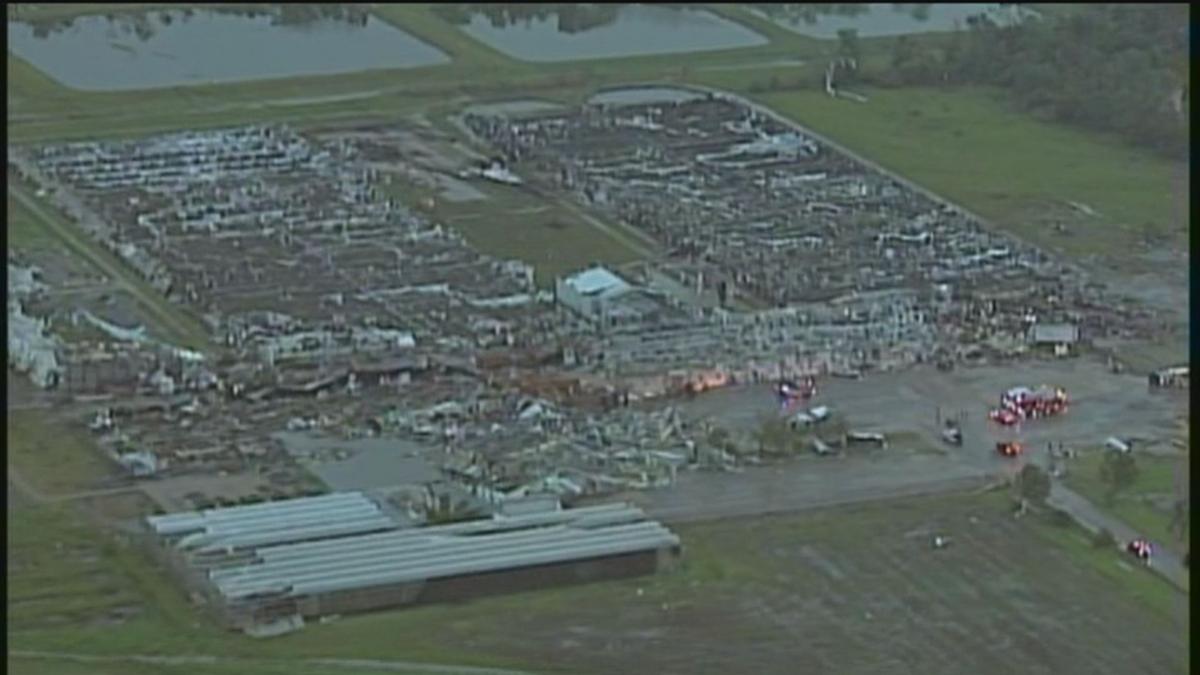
[
  {"x1": 1047, "y1": 482, "x2": 1188, "y2": 591},
  {"x1": 636, "y1": 458, "x2": 992, "y2": 524}
]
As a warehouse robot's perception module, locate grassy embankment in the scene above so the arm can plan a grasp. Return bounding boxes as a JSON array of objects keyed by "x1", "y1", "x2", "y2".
[
  {"x1": 1064, "y1": 449, "x2": 1189, "y2": 554},
  {"x1": 7, "y1": 410, "x2": 116, "y2": 495}
]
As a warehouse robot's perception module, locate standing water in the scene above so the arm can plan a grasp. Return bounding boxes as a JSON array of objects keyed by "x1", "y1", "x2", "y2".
[
  {"x1": 7, "y1": 7, "x2": 450, "y2": 91},
  {"x1": 452, "y1": 4, "x2": 767, "y2": 62}
]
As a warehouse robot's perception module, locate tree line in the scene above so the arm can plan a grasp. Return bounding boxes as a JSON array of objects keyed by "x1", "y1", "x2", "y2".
[{"x1": 879, "y1": 4, "x2": 1188, "y2": 159}]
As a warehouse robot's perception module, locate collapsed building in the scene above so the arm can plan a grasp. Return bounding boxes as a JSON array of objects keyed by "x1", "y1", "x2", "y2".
[
  {"x1": 13, "y1": 125, "x2": 556, "y2": 370},
  {"x1": 555, "y1": 264, "x2": 684, "y2": 327},
  {"x1": 467, "y1": 95, "x2": 1163, "y2": 378},
  {"x1": 7, "y1": 260, "x2": 63, "y2": 389},
  {"x1": 12, "y1": 91, "x2": 1179, "y2": 627}
]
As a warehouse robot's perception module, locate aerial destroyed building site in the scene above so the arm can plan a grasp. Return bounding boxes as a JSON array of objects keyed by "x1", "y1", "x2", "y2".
[{"x1": 7, "y1": 92, "x2": 1177, "y2": 630}]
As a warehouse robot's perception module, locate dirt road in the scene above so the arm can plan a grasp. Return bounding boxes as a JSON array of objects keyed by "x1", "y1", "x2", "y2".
[
  {"x1": 8, "y1": 650, "x2": 533, "y2": 675},
  {"x1": 7, "y1": 464, "x2": 142, "y2": 505}
]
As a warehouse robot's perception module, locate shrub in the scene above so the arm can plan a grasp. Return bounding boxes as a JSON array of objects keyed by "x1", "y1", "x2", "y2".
[
  {"x1": 1092, "y1": 528, "x2": 1117, "y2": 549},
  {"x1": 1046, "y1": 507, "x2": 1074, "y2": 528}
]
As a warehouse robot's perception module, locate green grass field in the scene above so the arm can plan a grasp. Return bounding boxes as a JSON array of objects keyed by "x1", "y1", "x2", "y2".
[
  {"x1": 7, "y1": 503, "x2": 146, "y2": 632},
  {"x1": 8, "y1": 659, "x2": 374, "y2": 675},
  {"x1": 8, "y1": 194, "x2": 59, "y2": 250},
  {"x1": 1065, "y1": 450, "x2": 1189, "y2": 555},
  {"x1": 7, "y1": 410, "x2": 116, "y2": 495},
  {"x1": 7, "y1": 657, "x2": 470, "y2": 675},
  {"x1": 380, "y1": 174, "x2": 644, "y2": 286},
  {"x1": 7, "y1": 489, "x2": 1186, "y2": 674}
]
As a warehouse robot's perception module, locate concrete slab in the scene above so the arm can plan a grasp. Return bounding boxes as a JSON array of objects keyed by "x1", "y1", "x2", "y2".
[{"x1": 274, "y1": 432, "x2": 440, "y2": 491}]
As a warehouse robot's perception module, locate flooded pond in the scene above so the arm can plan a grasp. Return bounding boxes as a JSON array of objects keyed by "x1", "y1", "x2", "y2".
[
  {"x1": 7, "y1": 7, "x2": 450, "y2": 92},
  {"x1": 448, "y1": 4, "x2": 767, "y2": 62},
  {"x1": 753, "y1": 3, "x2": 1036, "y2": 39},
  {"x1": 588, "y1": 86, "x2": 705, "y2": 107}
]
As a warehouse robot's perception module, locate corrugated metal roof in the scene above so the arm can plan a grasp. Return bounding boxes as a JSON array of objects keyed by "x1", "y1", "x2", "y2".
[
  {"x1": 1028, "y1": 323, "x2": 1079, "y2": 344},
  {"x1": 216, "y1": 521, "x2": 677, "y2": 599},
  {"x1": 241, "y1": 503, "x2": 643, "y2": 564},
  {"x1": 195, "y1": 502, "x2": 676, "y2": 601},
  {"x1": 564, "y1": 266, "x2": 630, "y2": 296},
  {"x1": 148, "y1": 492, "x2": 393, "y2": 556},
  {"x1": 148, "y1": 492, "x2": 366, "y2": 536},
  {"x1": 213, "y1": 522, "x2": 663, "y2": 588},
  {"x1": 188, "y1": 516, "x2": 397, "y2": 555}
]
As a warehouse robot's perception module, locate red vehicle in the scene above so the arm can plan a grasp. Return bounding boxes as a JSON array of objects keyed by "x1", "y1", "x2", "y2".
[
  {"x1": 988, "y1": 408, "x2": 1020, "y2": 426},
  {"x1": 1127, "y1": 538, "x2": 1153, "y2": 565},
  {"x1": 996, "y1": 441, "x2": 1024, "y2": 457},
  {"x1": 999, "y1": 385, "x2": 1068, "y2": 421},
  {"x1": 777, "y1": 376, "x2": 816, "y2": 411}
]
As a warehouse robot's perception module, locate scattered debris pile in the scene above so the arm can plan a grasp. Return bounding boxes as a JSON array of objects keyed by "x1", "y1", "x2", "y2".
[{"x1": 7, "y1": 259, "x2": 63, "y2": 388}]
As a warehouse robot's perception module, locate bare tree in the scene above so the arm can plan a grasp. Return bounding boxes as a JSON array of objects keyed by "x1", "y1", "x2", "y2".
[{"x1": 1099, "y1": 452, "x2": 1139, "y2": 504}]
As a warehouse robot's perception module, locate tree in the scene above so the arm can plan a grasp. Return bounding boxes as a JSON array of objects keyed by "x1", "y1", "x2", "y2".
[
  {"x1": 1016, "y1": 463, "x2": 1051, "y2": 504},
  {"x1": 753, "y1": 413, "x2": 793, "y2": 456},
  {"x1": 836, "y1": 28, "x2": 860, "y2": 64},
  {"x1": 891, "y1": 35, "x2": 918, "y2": 72},
  {"x1": 1168, "y1": 499, "x2": 1188, "y2": 542},
  {"x1": 1098, "y1": 451, "x2": 1139, "y2": 504}
]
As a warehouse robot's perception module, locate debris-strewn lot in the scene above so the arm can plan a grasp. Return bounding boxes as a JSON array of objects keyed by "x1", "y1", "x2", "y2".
[
  {"x1": 463, "y1": 94, "x2": 1172, "y2": 375},
  {"x1": 11, "y1": 125, "x2": 549, "y2": 356}
]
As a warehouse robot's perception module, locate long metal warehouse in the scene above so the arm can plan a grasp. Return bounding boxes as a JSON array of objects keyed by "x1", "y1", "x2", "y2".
[{"x1": 148, "y1": 495, "x2": 680, "y2": 628}]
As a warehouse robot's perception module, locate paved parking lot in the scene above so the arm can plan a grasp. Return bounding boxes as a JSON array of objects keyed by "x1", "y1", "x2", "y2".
[
  {"x1": 642, "y1": 355, "x2": 1188, "y2": 528},
  {"x1": 678, "y1": 356, "x2": 1186, "y2": 472}
]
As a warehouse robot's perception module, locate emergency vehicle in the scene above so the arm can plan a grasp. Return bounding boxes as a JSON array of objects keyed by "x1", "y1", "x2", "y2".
[{"x1": 996, "y1": 441, "x2": 1024, "y2": 457}]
